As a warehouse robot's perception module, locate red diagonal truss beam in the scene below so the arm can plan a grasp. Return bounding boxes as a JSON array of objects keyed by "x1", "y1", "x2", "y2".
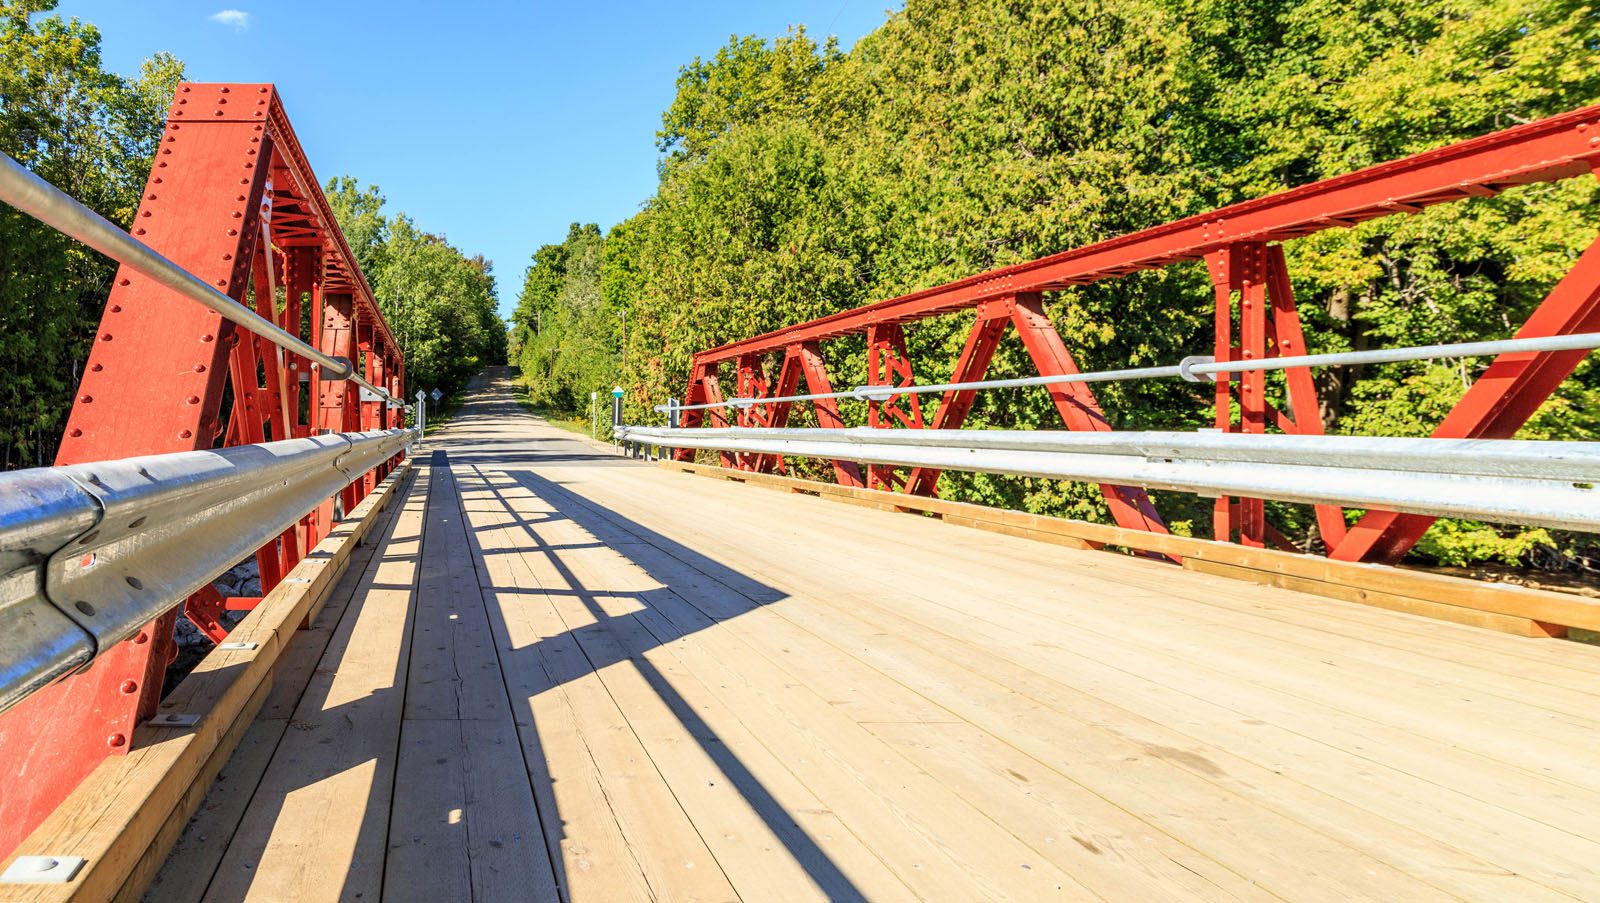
[
  {"x1": 681, "y1": 102, "x2": 1600, "y2": 567},
  {"x1": 695, "y1": 104, "x2": 1600, "y2": 362}
]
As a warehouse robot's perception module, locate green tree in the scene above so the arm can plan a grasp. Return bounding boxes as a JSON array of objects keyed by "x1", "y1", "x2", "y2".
[
  {"x1": 325, "y1": 177, "x2": 507, "y2": 401},
  {"x1": 523, "y1": 1, "x2": 1600, "y2": 567},
  {"x1": 0, "y1": 0, "x2": 184, "y2": 468}
]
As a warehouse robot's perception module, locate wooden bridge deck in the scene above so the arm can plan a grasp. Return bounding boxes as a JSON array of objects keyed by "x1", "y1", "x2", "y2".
[{"x1": 147, "y1": 372, "x2": 1600, "y2": 902}]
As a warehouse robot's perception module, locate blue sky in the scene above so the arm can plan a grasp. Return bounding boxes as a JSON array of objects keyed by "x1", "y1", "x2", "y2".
[{"x1": 54, "y1": 1, "x2": 897, "y2": 318}]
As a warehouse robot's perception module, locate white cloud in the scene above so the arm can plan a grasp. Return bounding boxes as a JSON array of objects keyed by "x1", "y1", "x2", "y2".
[{"x1": 209, "y1": 9, "x2": 249, "y2": 31}]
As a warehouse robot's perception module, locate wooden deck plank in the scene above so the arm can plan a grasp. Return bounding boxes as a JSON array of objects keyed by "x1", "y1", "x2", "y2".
[
  {"x1": 658, "y1": 460, "x2": 1600, "y2": 635},
  {"x1": 148, "y1": 466, "x2": 416, "y2": 903},
  {"x1": 403, "y1": 460, "x2": 512, "y2": 723},
  {"x1": 385, "y1": 717, "x2": 555, "y2": 902},
  {"x1": 452, "y1": 467, "x2": 737, "y2": 902},
  {"x1": 657, "y1": 457, "x2": 1600, "y2": 685},
  {"x1": 861, "y1": 504, "x2": 1600, "y2": 693},
  {"x1": 198, "y1": 465, "x2": 430, "y2": 902},
  {"x1": 147, "y1": 370, "x2": 1600, "y2": 903},
  {"x1": 478, "y1": 473, "x2": 1088, "y2": 900},
  {"x1": 464, "y1": 507, "x2": 656, "y2": 901},
  {"x1": 527, "y1": 473, "x2": 1481, "y2": 901},
  {"x1": 562, "y1": 465, "x2": 1600, "y2": 895},
  {"x1": 455, "y1": 466, "x2": 926, "y2": 902},
  {"x1": 603, "y1": 463, "x2": 1600, "y2": 766},
  {"x1": 385, "y1": 457, "x2": 559, "y2": 902},
  {"x1": 622, "y1": 607, "x2": 1094, "y2": 902},
  {"x1": 519, "y1": 476, "x2": 1275, "y2": 902},
  {"x1": 458, "y1": 466, "x2": 922, "y2": 901},
  {"x1": 820, "y1": 582, "x2": 1594, "y2": 899},
  {"x1": 801, "y1": 523, "x2": 1600, "y2": 794}
]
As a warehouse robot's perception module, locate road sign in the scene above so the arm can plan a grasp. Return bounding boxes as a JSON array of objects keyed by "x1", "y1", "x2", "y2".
[
  {"x1": 430, "y1": 388, "x2": 442, "y2": 402},
  {"x1": 611, "y1": 386, "x2": 624, "y2": 399}
]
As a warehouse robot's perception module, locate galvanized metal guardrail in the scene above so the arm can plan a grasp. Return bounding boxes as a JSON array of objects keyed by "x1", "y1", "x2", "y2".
[
  {"x1": 616, "y1": 425, "x2": 1600, "y2": 533},
  {"x1": 0, "y1": 427, "x2": 415, "y2": 715}
]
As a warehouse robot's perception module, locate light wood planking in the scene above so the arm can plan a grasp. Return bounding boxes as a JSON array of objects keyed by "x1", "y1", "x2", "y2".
[
  {"x1": 138, "y1": 370, "x2": 1600, "y2": 903},
  {"x1": 661, "y1": 460, "x2": 1597, "y2": 635},
  {"x1": 384, "y1": 453, "x2": 559, "y2": 902},
  {"x1": 0, "y1": 461, "x2": 410, "y2": 903},
  {"x1": 385, "y1": 717, "x2": 555, "y2": 902},
  {"x1": 534, "y1": 474, "x2": 1474, "y2": 901},
  {"x1": 576, "y1": 464, "x2": 1600, "y2": 849},
  {"x1": 556, "y1": 435, "x2": 1600, "y2": 896},
  {"x1": 149, "y1": 463, "x2": 416, "y2": 903},
  {"x1": 199, "y1": 463, "x2": 431, "y2": 902}
]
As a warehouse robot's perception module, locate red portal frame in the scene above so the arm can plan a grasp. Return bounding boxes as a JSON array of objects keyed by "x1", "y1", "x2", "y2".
[
  {"x1": 0, "y1": 84, "x2": 407, "y2": 858},
  {"x1": 677, "y1": 103, "x2": 1600, "y2": 558}
]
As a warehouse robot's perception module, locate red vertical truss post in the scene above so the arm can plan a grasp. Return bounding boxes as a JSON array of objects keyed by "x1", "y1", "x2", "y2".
[
  {"x1": 253, "y1": 233, "x2": 301, "y2": 590},
  {"x1": 357, "y1": 318, "x2": 377, "y2": 499},
  {"x1": 752, "y1": 348, "x2": 804, "y2": 475},
  {"x1": 1205, "y1": 251, "x2": 1237, "y2": 541},
  {"x1": 1333, "y1": 217, "x2": 1600, "y2": 563},
  {"x1": 318, "y1": 292, "x2": 361, "y2": 517},
  {"x1": 0, "y1": 83, "x2": 407, "y2": 859},
  {"x1": 0, "y1": 84, "x2": 274, "y2": 858},
  {"x1": 283, "y1": 248, "x2": 307, "y2": 440},
  {"x1": 865, "y1": 322, "x2": 925, "y2": 491},
  {"x1": 1205, "y1": 245, "x2": 1267, "y2": 546},
  {"x1": 1208, "y1": 244, "x2": 1343, "y2": 550},
  {"x1": 700, "y1": 366, "x2": 735, "y2": 468},
  {"x1": 674, "y1": 360, "x2": 735, "y2": 466},
  {"x1": 285, "y1": 246, "x2": 322, "y2": 554},
  {"x1": 391, "y1": 357, "x2": 406, "y2": 472},
  {"x1": 227, "y1": 246, "x2": 288, "y2": 593},
  {"x1": 373, "y1": 348, "x2": 389, "y2": 436},
  {"x1": 734, "y1": 353, "x2": 773, "y2": 472},
  {"x1": 905, "y1": 300, "x2": 1013, "y2": 496},
  {"x1": 256, "y1": 219, "x2": 294, "y2": 442}
]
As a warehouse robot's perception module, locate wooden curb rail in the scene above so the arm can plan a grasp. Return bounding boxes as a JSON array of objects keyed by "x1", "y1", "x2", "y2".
[
  {"x1": 661, "y1": 460, "x2": 1599, "y2": 638},
  {"x1": 0, "y1": 460, "x2": 413, "y2": 902}
]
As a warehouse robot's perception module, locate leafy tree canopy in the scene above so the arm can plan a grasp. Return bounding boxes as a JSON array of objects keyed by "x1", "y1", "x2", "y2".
[
  {"x1": 519, "y1": 0, "x2": 1600, "y2": 568},
  {"x1": 326, "y1": 178, "x2": 507, "y2": 400},
  {"x1": 0, "y1": 0, "x2": 184, "y2": 468}
]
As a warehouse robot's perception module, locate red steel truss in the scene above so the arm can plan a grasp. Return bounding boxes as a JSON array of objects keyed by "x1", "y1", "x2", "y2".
[
  {"x1": 0, "y1": 84, "x2": 407, "y2": 858},
  {"x1": 677, "y1": 102, "x2": 1600, "y2": 557}
]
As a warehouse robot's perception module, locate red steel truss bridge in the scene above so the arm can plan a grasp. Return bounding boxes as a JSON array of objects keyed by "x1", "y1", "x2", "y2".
[{"x1": 2, "y1": 84, "x2": 1600, "y2": 902}]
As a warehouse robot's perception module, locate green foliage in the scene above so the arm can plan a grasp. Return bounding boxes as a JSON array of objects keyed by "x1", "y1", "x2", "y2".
[
  {"x1": 658, "y1": 26, "x2": 845, "y2": 162},
  {"x1": 1413, "y1": 519, "x2": 1557, "y2": 568},
  {"x1": 0, "y1": 1, "x2": 501, "y2": 467},
  {"x1": 533, "y1": 1, "x2": 1600, "y2": 569},
  {"x1": 515, "y1": 223, "x2": 613, "y2": 414},
  {"x1": 0, "y1": 0, "x2": 184, "y2": 468},
  {"x1": 325, "y1": 179, "x2": 506, "y2": 401}
]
